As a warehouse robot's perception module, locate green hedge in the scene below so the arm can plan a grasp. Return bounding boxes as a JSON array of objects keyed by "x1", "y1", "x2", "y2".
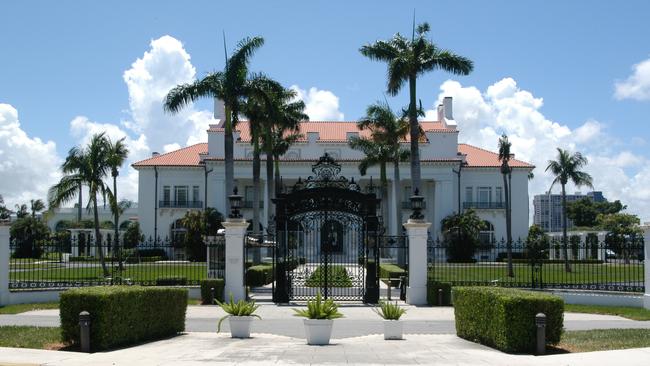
[
  {"x1": 427, "y1": 281, "x2": 452, "y2": 306},
  {"x1": 60, "y1": 286, "x2": 187, "y2": 351},
  {"x1": 306, "y1": 265, "x2": 352, "y2": 287},
  {"x1": 155, "y1": 276, "x2": 187, "y2": 286},
  {"x1": 379, "y1": 264, "x2": 406, "y2": 279},
  {"x1": 246, "y1": 264, "x2": 274, "y2": 287},
  {"x1": 200, "y1": 279, "x2": 225, "y2": 304},
  {"x1": 453, "y1": 287, "x2": 564, "y2": 353}
]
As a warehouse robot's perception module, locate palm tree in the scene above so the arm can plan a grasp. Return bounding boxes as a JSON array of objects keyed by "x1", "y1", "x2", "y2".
[
  {"x1": 271, "y1": 129, "x2": 302, "y2": 189},
  {"x1": 105, "y1": 136, "x2": 129, "y2": 270},
  {"x1": 356, "y1": 102, "x2": 411, "y2": 235},
  {"x1": 360, "y1": 21, "x2": 473, "y2": 194},
  {"x1": 349, "y1": 137, "x2": 393, "y2": 228},
  {"x1": 29, "y1": 199, "x2": 45, "y2": 218},
  {"x1": 49, "y1": 133, "x2": 113, "y2": 277},
  {"x1": 164, "y1": 36, "x2": 265, "y2": 217},
  {"x1": 498, "y1": 135, "x2": 514, "y2": 277},
  {"x1": 15, "y1": 204, "x2": 28, "y2": 219},
  {"x1": 546, "y1": 148, "x2": 593, "y2": 272}
]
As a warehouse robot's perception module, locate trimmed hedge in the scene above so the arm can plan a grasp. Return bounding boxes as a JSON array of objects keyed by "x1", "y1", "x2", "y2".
[
  {"x1": 200, "y1": 279, "x2": 225, "y2": 304},
  {"x1": 453, "y1": 287, "x2": 563, "y2": 353},
  {"x1": 427, "y1": 281, "x2": 452, "y2": 306},
  {"x1": 246, "y1": 264, "x2": 274, "y2": 287},
  {"x1": 60, "y1": 286, "x2": 187, "y2": 351},
  {"x1": 379, "y1": 264, "x2": 406, "y2": 279},
  {"x1": 155, "y1": 276, "x2": 188, "y2": 286}
]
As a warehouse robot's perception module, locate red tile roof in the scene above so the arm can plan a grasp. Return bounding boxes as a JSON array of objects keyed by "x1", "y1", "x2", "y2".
[
  {"x1": 208, "y1": 120, "x2": 456, "y2": 142},
  {"x1": 132, "y1": 141, "x2": 534, "y2": 169},
  {"x1": 459, "y1": 144, "x2": 534, "y2": 168}
]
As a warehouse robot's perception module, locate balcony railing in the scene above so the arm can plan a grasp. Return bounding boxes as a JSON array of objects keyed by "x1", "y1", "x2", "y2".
[
  {"x1": 463, "y1": 201, "x2": 506, "y2": 210},
  {"x1": 159, "y1": 200, "x2": 203, "y2": 208},
  {"x1": 401, "y1": 201, "x2": 427, "y2": 209},
  {"x1": 242, "y1": 201, "x2": 264, "y2": 209}
]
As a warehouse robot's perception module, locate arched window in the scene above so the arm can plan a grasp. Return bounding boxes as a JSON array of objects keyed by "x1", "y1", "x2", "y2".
[{"x1": 479, "y1": 221, "x2": 495, "y2": 246}]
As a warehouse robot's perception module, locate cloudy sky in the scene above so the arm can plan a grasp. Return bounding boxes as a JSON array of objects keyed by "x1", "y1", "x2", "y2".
[{"x1": 1, "y1": 1, "x2": 649, "y2": 222}]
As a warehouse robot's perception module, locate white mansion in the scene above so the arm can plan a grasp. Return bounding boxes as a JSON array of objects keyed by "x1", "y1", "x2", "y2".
[{"x1": 133, "y1": 97, "x2": 534, "y2": 242}]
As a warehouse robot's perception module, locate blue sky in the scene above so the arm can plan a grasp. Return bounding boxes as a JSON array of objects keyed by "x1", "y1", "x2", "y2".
[{"x1": 1, "y1": 0, "x2": 650, "y2": 220}]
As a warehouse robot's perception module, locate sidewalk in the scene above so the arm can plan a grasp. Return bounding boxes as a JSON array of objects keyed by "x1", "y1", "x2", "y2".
[{"x1": 2, "y1": 332, "x2": 650, "y2": 366}]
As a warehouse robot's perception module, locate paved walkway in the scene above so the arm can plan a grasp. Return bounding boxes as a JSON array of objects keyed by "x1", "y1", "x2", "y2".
[
  {"x1": 2, "y1": 304, "x2": 650, "y2": 338},
  {"x1": 2, "y1": 332, "x2": 650, "y2": 365}
]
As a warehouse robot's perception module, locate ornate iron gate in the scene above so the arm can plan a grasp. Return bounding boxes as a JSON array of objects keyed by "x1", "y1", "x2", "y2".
[{"x1": 273, "y1": 154, "x2": 380, "y2": 303}]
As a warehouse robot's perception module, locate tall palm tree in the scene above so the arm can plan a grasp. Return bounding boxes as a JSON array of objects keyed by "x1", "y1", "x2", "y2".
[
  {"x1": 498, "y1": 135, "x2": 514, "y2": 277},
  {"x1": 15, "y1": 204, "x2": 28, "y2": 219},
  {"x1": 360, "y1": 21, "x2": 473, "y2": 194},
  {"x1": 49, "y1": 133, "x2": 113, "y2": 277},
  {"x1": 29, "y1": 199, "x2": 45, "y2": 218},
  {"x1": 271, "y1": 130, "x2": 302, "y2": 189},
  {"x1": 349, "y1": 137, "x2": 392, "y2": 228},
  {"x1": 105, "y1": 137, "x2": 129, "y2": 269},
  {"x1": 546, "y1": 148, "x2": 593, "y2": 272},
  {"x1": 356, "y1": 102, "x2": 411, "y2": 235},
  {"x1": 164, "y1": 36, "x2": 265, "y2": 216}
]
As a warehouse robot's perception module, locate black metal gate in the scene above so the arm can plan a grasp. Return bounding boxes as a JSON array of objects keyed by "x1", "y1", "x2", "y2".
[{"x1": 273, "y1": 154, "x2": 380, "y2": 303}]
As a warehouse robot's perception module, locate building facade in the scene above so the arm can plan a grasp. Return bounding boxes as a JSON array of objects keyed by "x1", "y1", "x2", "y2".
[
  {"x1": 533, "y1": 191, "x2": 607, "y2": 232},
  {"x1": 133, "y1": 97, "x2": 534, "y2": 242}
]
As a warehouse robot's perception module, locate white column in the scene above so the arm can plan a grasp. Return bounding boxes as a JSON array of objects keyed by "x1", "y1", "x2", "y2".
[
  {"x1": 404, "y1": 219, "x2": 431, "y2": 305},
  {"x1": 642, "y1": 225, "x2": 650, "y2": 310},
  {"x1": 223, "y1": 219, "x2": 248, "y2": 302},
  {"x1": 0, "y1": 224, "x2": 10, "y2": 306}
]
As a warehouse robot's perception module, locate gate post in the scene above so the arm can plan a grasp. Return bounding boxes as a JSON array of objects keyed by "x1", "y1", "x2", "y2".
[
  {"x1": 642, "y1": 225, "x2": 650, "y2": 310},
  {"x1": 404, "y1": 219, "x2": 431, "y2": 305},
  {"x1": 0, "y1": 223, "x2": 10, "y2": 306},
  {"x1": 223, "y1": 218, "x2": 248, "y2": 302}
]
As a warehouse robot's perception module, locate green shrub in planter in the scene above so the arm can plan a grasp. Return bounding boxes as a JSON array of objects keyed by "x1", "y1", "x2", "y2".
[
  {"x1": 427, "y1": 281, "x2": 452, "y2": 306},
  {"x1": 453, "y1": 287, "x2": 563, "y2": 353},
  {"x1": 60, "y1": 286, "x2": 187, "y2": 351},
  {"x1": 155, "y1": 276, "x2": 188, "y2": 286},
  {"x1": 246, "y1": 264, "x2": 274, "y2": 287},
  {"x1": 200, "y1": 279, "x2": 225, "y2": 304}
]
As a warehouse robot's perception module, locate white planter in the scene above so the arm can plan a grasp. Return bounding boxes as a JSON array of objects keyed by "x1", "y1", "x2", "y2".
[
  {"x1": 303, "y1": 319, "x2": 334, "y2": 345},
  {"x1": 228, "y1": 316, "x2": 254, "y2": 338},
  {"x1": 383, "y1": 320, "x2": 403, "y2": 340}
]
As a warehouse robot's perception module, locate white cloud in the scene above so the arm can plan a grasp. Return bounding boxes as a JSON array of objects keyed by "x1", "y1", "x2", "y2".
[
  {"x1": 0, "y1": 104, "x2": 60, "y2": 208},
  {"x1": 614, "y1": 58, "x2": 650, "y2": 101},
  {"x1": 290, "y1": 85, "x2": 345, "y2": 120},
  {"x1": 431, "y1": 78, "x2": 650, "y2": 222}
]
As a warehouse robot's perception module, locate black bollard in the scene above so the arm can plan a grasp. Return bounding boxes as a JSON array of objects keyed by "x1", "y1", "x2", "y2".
[
  {"x1": 79, "y1": 311, "x2": 91, "y2": 353},
  {"x1": 210, "y1": 287, "x2": 216, "y2": 304},
  {"x1": 535, "y1": 313, "x2": 546, "y2": 355},
  {"x1": 437, "y1": 288, "x2": 443, "y2": 306}
]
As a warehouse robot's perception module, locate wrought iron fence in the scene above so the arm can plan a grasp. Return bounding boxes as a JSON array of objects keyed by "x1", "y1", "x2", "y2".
[
  {"x1": 9, "y1": 235, "x2": 225, "y2": 290},
  {"x1": 427, "y1": 236, "x2": 645, "y2": 292}
]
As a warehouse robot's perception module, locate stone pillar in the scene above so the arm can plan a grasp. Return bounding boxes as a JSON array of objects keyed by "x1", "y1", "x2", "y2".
[
  {"x1": 642, "y1": 225, "x2": 650, "y2": 310},
  {"x1": 223, "y1": 219, "x2": 248, "y2": 302},
  {"x1": 404, "y1": 219, "x2": 431, "y2": 305},
  {"x1": 0, "y1": 224, "x2": 10, "y2": 306}
]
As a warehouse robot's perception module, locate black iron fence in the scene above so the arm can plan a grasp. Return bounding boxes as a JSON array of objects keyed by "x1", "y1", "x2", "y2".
[
  {"x1": 9, "y1": 235, "x2": 225, "y2": 290},
  {"x1": 427, "y1": 236, "x2": 645, "y2": 293}
]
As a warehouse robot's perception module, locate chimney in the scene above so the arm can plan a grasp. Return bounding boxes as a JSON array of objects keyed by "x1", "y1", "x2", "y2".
[
  {"x1": 213, "y1": 98, "x2": 226, "y2": 122},
  {"x1": 152, "y1": 152, "x2": 160, "y2": 158},
  {"x1": 307, "y1": 132, "x2": 319, "y2": 143},
  {"x1": 443, "y1": 97, "x2": 453, "y2": 120}
]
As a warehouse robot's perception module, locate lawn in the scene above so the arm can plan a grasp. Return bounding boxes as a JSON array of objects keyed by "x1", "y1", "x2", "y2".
[
  {"x1": 0, "y1": 326, "x2": 65, "y2": 350},
  {"x1": 557, "y1": 329, "x2": 650, "y2": 352},
  {"x1": 0, "y1": 302, "x2": 59, "y2": 315},
  {"x1": 564, "y1": 304, "x2": 650, "y2": 321},
  {"x1": 428, "y1": 262, "x2": 644, "y2": 287},
  {"x1": 305, "y1": 265, "x2": 353, "y2": 287}
]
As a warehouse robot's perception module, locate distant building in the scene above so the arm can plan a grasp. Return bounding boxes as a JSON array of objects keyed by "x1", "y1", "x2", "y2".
[{"x1": 533, "y1": 191, "x2": 607, "y2": 232}]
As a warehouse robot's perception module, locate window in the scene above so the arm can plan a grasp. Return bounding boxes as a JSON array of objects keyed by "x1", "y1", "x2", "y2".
[
  {"x1": 496, "y1": 187, "x2": 503, "y2": 203},
  {"x1": 465, "y1": 187, "x2": 473, "y2": 202},
  {"x1": 479, "y1": 221, "x2": 495, "y2": 246},
  {"x1": 162, "y1": 186, "x2": 170, "y2": 204},
  {"x1": 403, "y1": 186, "x2": 411, "y2": 201},
  {"x1": 477, "y1": 187, "x2": 492, "y2": 203},
  {"x1": 244, "y1": 186, "x2": 254, "y2": 202},
  {"x1": 192, "y1": 185, "x2": 200, "y2": 203},
  {"x1": 174, "y1": 186, "x2": 188, "y2": 205}
]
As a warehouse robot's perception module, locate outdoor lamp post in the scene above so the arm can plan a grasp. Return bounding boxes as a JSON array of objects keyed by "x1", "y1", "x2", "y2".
[
  {"x1": 409, "y1": 188, "x2": 425, "y2": 220},
  {"x1": 228, "y1": 187, "x2": 243, "y2": 219}
]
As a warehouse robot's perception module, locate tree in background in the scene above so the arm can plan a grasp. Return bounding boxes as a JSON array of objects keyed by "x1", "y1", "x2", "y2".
[
  {"x1": 29, "y1": 199, "x2": 45, "y2": 218},
  {"x1": 525, "y1": 225, "x2": 550, "y2": 261},
  {"x1": 10, "y1": 216, "x2": 50, "y2": 258},
  {"x1": 105, "y1": 136, "x2": 129, "y2": 269},
  {"x1": 180, "y1": 208, "x2": 224, "y2": 261},
  {"x1": 440, "y1": 210, "x2": 485, "y2": 261},
  {"x1": 498, "y1": 134, "x2": 514, "y2": 277},
  {"x1": 546, "y1": 148, "x2": 593, "y2": 272},
  {"x1": 0, "y1": 194, "x2": 10, "y2": 221},
  {"x1": 597, "y1": 212, "x2": 642, "y2": 264},
  {"x1": 566, "y1": 198, "x2": 625, "y2": 227},
  {"x1": 14, "y1": 204, "x2": 28, "y2": 219},
  {"x1": 360, "y1": 21, "x2": 473, "y2": 194},
  {"x1": 122, "y1": 221, "x2": 144, "y2": 249}
]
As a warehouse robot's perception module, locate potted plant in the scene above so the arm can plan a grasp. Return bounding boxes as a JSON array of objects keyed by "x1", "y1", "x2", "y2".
[
  {"x1": 217, "y1": 293, "x2": 261, "y2": 338},
  {"x1": 293, "y1": 293, "x2": 344, "y2": 345},
  {"x1": 373, "y1": 301, "x2": 407, "y2": 340}
]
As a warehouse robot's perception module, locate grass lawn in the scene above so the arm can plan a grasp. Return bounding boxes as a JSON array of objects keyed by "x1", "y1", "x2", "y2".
[
  {"x1": 0, "y1": 326, "x2": 65, "y2": 350},
  {"x1": 557, "y1": 329, "x2": 650, "y2": 352},
  {"x1": 428, "y1": 262, "x2": 644, "y2": 286},
  {"x1": 306, "y1": 265, "x2": 353, "y2": 287},
  {"x1": 565, "y1": 304, "x2": 650, "y2": 321},
  {"x1": 0, "y1": 302, "x2": 59, "y2": 315}
]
